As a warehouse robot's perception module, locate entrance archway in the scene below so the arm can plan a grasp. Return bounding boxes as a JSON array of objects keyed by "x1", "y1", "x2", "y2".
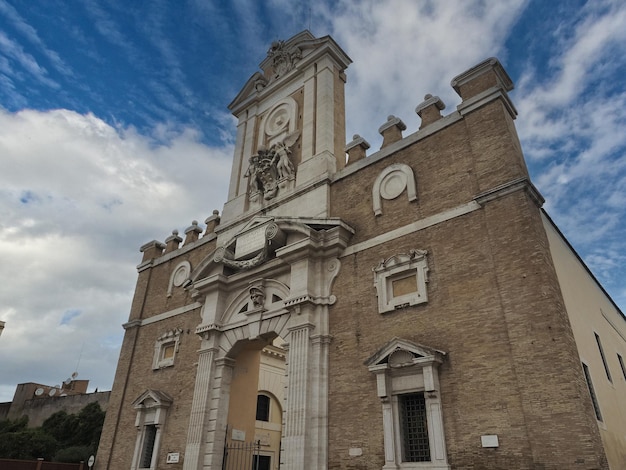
[{"x1": 223, "y1": 337, "x2": 286, "y2": 470}]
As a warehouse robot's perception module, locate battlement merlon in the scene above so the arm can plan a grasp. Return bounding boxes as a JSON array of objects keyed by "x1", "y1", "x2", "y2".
[{"x1": 451, "y1": 57, "x2": 517, "y2": 118}]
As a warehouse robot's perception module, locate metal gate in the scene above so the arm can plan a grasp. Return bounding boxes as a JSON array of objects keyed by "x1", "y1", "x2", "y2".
[{"x1": 222, "y1": 440, "x2": 261, "y2": 470}]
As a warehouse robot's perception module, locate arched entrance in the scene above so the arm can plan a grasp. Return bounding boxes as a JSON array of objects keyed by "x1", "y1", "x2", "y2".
[
  {"x1": 223, "y1": 336, "x2": 285, "y2": 470},
  {"x1": 181, "y1": 218, "x2": 353, "y2": 470}
]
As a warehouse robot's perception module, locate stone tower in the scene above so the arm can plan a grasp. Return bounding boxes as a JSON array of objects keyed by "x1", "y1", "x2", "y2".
[{"x1": 222, "y1": 30, "x2": 350, "y2": 222}]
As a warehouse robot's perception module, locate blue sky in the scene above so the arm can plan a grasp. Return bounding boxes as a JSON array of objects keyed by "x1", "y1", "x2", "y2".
[{"x1": 0, "y1": 0, "x2": 625, "y2": 401}]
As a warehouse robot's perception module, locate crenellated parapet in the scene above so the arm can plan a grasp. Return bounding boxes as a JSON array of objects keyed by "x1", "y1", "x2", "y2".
[
  {"x1": 343, "y1": 57, "x2": 515, "y2": 163},
  {"x1": 138, "y1": 209, "x2": 222, "y2": 267}
]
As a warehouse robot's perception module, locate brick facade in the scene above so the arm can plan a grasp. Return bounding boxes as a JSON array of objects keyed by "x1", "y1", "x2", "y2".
[{"x1": 96, "y1": 32, "x2": 622, "y2": 470}]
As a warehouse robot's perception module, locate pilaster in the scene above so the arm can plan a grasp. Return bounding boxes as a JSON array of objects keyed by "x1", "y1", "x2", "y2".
[
  {"x1": 301, "y1": 66, "x2": 316, "y2": 161},
  {"x1": 282, "y1": 321, "x2": 315, "y2": 470},
  {"x1": 183, "y1": 342, "x2": 218, "y2": 470}
]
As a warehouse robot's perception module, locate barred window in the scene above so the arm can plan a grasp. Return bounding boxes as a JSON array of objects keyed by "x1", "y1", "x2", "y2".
[
  {"x1": 131, "y1": 390, "x2": 172, "y2": 470},
  {"x1": 366, "y1": 339, "x2": 449, "y2": 469},
  {"x1": 399, "y1": 393, "x2": 431, "y2": 462},
  {"x1": 252, "y1": 455, "x2": 271, "y2": 470},
  {"x1": 140, "y1": 424, "x2": 157, "y2": 468}
]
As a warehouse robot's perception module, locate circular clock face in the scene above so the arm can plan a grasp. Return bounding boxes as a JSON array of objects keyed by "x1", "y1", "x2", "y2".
[
  {"x1": 48, "y1": 388, "x2": 57, "y2": 397},
  {"x1": 35, "y1": 388, "x2": 44, "y2": 396}
]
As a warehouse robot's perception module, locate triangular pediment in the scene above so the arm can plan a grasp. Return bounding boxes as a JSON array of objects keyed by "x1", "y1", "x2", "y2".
[
  {"x1": 132, "y1": 389, "x2": 173, "y2": 410},
  {"x1": 228, "y1": 71, "x2": 266, "y2": 111},
  {"x1": 228, "y1": 31, "x2": 351, "y2": 115},
  {"x1": 365, "y1": 337, "x2": 446, "y2": 367}
]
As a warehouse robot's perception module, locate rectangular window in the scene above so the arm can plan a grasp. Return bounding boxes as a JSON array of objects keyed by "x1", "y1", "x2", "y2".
[
  {"x1": 399, "y1": 392, "x2": 431, "y2": 462},
  {"x1": 582, "y1": 363, "x2": 603, "y2": 422},
  {"x1": 161, "y1": 343, "x2": 175, "y2": 360},
  {"x1": 256, "y1": 394, "x2": 270, "y2": 421},
  {"x1": 392, "y1": 274, "x2": 418, "y2": 297},
  {"x1": 252, "y1": 455, "x2": 271, "y2": 470},
  {"x1": 140, "y1": 424, "x2": 157, "y2": 468},
  {"x1": 594, "y1": 333, "x2": 612, "y2": 382},
  {"x1": 618, "y1": 354, "x2": 626, "y2": 381}
]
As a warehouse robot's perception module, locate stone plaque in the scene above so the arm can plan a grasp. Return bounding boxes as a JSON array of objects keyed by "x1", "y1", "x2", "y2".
[
  {"x1": 481, "y1": 435, "x2": 499, "y2": 448},
  {"x1": 235, "y1": 225, "x2": 267, "y2": 259},
  {"x1": 232, "y1": 428, "x2": 246, "y2": 441},
  {"x1": 166, "y1": 453, "x2": 180, "y2": 463}
]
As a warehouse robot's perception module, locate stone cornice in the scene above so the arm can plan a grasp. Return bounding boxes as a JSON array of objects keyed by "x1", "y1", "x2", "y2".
[
  {"x1": 474, "y1": 177, "x2": 544, "y2": 207},
  {"x1": 341, "y1": 178, "x2": 544, "y2": 259},
  {"x1": 456, "y1": 85, "x2": 517, "y2": 119},
  {"x1": 122, "y1": 319, "x2": 142, "y2": 330},
  {"x1": 123, "y1": 302, "x2": 203, "y2": 329}
]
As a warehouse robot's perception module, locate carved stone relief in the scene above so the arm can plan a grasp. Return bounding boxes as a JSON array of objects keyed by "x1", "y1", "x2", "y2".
[
  {"x1": 267, "y1": 40, "x2": 302, "y2": 80},
  {"x1": 249, "y1": 284, "x2": 266, "y2": 309},
  {"x1": 167, "y1": 261, "x2": 191, "y2": 297},
  {"x1": 245, "y1": 131, "x2": 300, "y2": 202},
  {"x1": 372, "y1": 163, "x2": 418, "y2": 216},
  {"x1": 213, "y1": 220, "x2": 287, "y2": 271}
]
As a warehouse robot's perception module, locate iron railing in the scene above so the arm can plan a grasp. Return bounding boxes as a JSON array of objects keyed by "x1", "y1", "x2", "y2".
[{"x1": 222, "y1": 440, "x2": 261, "y2": 470}]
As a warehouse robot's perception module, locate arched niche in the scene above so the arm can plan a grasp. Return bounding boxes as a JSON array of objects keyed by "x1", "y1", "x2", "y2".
[
  {"x1": 258, "y1": 97, "x2": 299, "y2": 149},
  {"x1": 372, "y1": 163, "x2": 418, "y2": 216},
  {"x1": 220, "y1": 278, "x2": 291, "y2": 327}
]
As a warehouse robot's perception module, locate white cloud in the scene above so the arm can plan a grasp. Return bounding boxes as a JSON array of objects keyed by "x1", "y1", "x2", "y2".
[
  {"x1": 319, "y1": 0, "x2": 528, "y2": 148},
  {"x1": 1, "y1": 0, "x2": 625, "y2": 403},
  {"x1": 512, "y1": 0, "x2": 626, "y2": 309},
  {"x1": 0, "y1": 0, "x2": 74, "y2": 77},
  {"x1": 0, "y1": 30, "x2": 59, "y2": 89},
  {"x1": 0, "y1": 108, "x2": 232, "y2": 400}
]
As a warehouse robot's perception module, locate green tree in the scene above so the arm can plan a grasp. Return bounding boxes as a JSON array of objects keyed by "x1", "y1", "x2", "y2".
[
  {"x1": 42, "y1": 410, "x2": 78, "y2": 445},
  {"x1": 74, "y1": 402, "x2": 105, "y2": 448},
  {"x1": 0, "y1": 428, "x2": 58, "y2": 460},
  {"x1": 0, "y1": 415, "x2": 28, "y2": 433},
  {"x1": 0, "y1": 401, "x2": 106, "y2": 463}
]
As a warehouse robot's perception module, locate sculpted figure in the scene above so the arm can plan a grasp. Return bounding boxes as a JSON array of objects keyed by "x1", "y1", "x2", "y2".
[
  {"x1": 274, "y1": 142, "x2": 294, "y2": 179},
  {"x1": 250, "y1": 285, "x2": 266, "y2": 308},
  {"x1": 245, "y1": 154, "x2": 260, "y2": 192},
  {"x1": 274, "y1": 130, "x2": 300, "y2": 180},
  {"x1": 244, "y1": 131, "x2": 300, "y2": 201}
]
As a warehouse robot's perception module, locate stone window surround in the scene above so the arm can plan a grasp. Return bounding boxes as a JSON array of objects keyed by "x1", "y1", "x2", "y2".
[
  {"x1": 373, "y1": 250, "x2": 429, "y2": 314},
  {"x1": 152, "y1": 328, "x2": 183, "y2": 370},
  {"x1": 366, "y1": 339, "x2": 449, "y2": 470},
  {"x1": 130, "y1": 390, "x2": 173, "y2": 470}
]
